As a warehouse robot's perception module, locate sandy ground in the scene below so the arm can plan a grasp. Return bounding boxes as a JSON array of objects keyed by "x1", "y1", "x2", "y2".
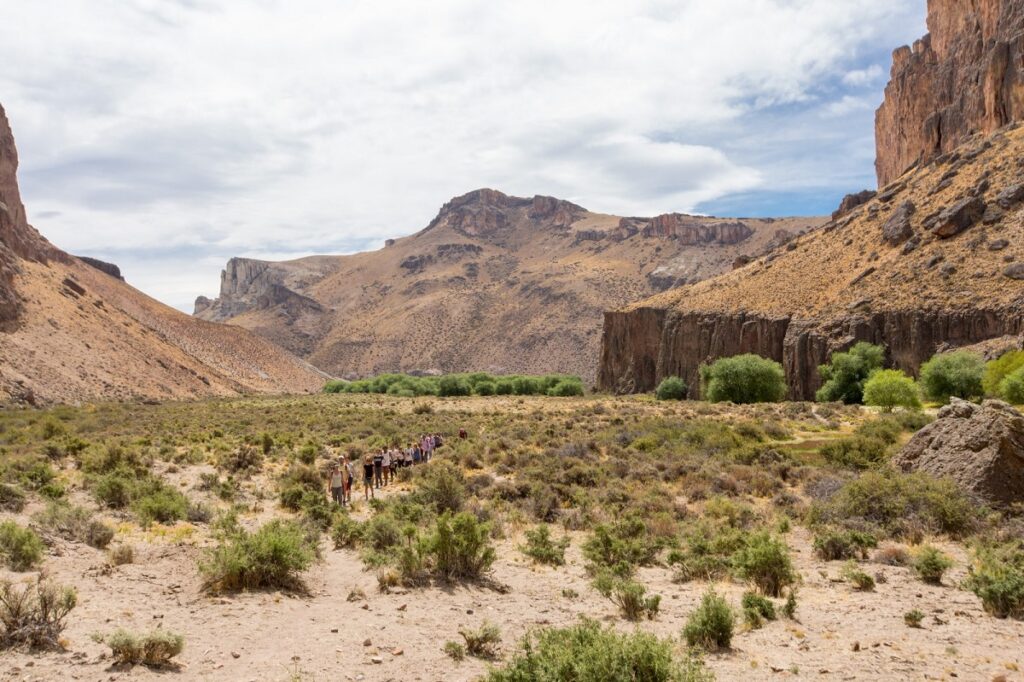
[{"x1": 3, "y1": 503, "x2": 1023, "y2": 682}]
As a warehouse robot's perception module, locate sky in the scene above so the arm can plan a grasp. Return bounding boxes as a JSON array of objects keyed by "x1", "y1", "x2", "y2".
[{"x1": 0, "y1": 0, "x2": 926, "y2": 311}]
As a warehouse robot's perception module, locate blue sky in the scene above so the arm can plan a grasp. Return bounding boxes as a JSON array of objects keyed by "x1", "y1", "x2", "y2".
[{"x1": 0, "y1": 0, "x2": 925, "y2": 310}]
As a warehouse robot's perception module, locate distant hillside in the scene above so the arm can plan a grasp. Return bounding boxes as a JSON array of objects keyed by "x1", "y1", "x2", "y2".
[
  {"x1": 195, "y1": 189, "x2": 824, "y2": 383},
  {"x1": 0, "y1": 104, "x2": 326, "y2": 404}
]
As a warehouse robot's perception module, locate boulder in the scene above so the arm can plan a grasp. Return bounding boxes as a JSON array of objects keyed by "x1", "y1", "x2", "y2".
[
  {"x1": 893, "y1": 398, "x2": 1024, "y2": 505},
  {"x1": 882, "y1": 200, "x2": 916, "y2": 245},
  {"x1": 833, "y1": 190, "x2": 876, "y2": 220},
  {"x1": 931, "y1": 197, "x2": 985, "y2": 238}
]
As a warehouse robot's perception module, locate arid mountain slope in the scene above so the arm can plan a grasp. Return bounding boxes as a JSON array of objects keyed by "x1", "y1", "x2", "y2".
[
  {"x1": 600, "y1": 124, "x2": 1024, "y2": 398},
  {"x1": 196, "y1": 189, "x2": 823, "y2": 383},
  {"x1": 0, "y1": 104, "x2": 325, "y2": 404},
  {"x1": 876, "y1": 0, "x2": 1024, "y2": 185}
]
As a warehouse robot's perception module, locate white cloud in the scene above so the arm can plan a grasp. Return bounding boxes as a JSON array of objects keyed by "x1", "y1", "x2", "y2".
[{"x1": 0, "y1": 0, "x2": 924, "y2": 310}]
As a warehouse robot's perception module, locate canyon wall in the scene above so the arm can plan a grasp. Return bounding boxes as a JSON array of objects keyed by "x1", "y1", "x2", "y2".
[{"x1": 876, "y1": 0, "x2": 1024, "y2": 186}]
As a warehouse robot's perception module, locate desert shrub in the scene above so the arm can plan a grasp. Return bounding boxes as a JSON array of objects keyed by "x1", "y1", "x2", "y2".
[
  {"x1": 548, "y1": 378, "x2": 585, "y2": 397},
  {"x1": 475, "y1": 381, "x2": 496, "y2": 396},
  {"x1": 459, "y1": 621, "x2": 502, "y2": 659},
  {"x1": 94, "y1": 628, "x2": 184, "y2": 667},
  {"x1": 732, "y1": 532, "x2": 796, "y2": 597},
  {"x1": 700, "y1": 355, "x2": 786, "y2": 404},
  {"x1": 592, "y1": 572, "x2": 661, "y2": 621},
  {"x1": 0, "y1": 483, "x2": 26, "y2": 512},
  {"x1": 93, "y1": 471, "x2": 134, "y2": 508},
  {"x1": 1001, "y1": 366, "x2": 1024, "y2": 405},
  {"x1": 218, "y1": 445, "x2": 263, "y2": 475},
  {"x1": 108, "y1": 543, "x2": 135, "y2": 566},
  {"x1": 81, "y1": 443, "x2": 147, "y2": 475},
  {"x1": 414, "y1": 461, "x2": 465, "y2": 513},
  {"x1": 873, "y1": 544, "x2": 911, "y2": 566},
  {"x1": 520, "y1": 524, "x2": 569, "y2": 566},
  {"x1": 361, "y1": 513, "x2": 403, "y2": 553},
  {"x1": 741, "y1": 591, "x2": 777, "y2": 628},
  {"x1": 429, "y1": 512, "x2": 495, "y2": 582},
  {"x1": 863, "y1": 369, "x2": 921, "y2": 412},
  {"x1": 807, "y1": 469, "x2": 979, "y2": 539},
  {"x1": 495, "y1": 380, "x2": 515, "y2": 395},
  {"x1": 0, "y1": 521, "x2": 44, "y2": 571},
  {"x1": 0, "y1": 579, "x2": 76, "y2": 650},
  {"x1": 278, "y1": 464, "x2": 322, "y2": 511},
  {"x1": 486, "y1": 618, "x2": 712, "y2": 682},
  {"x1": 812, "y1": 528, "x2": 877, "y2": 561},
  {"x1": 816, "y1": 342, "x2": 885, "y2": 404},
  {"x1": 33, "y1": 501, "x2": 114, "y2": 548},
  {"x1": 904, "y1": 609, "x2": 925, "y2": 627},
  {"x1": 655, "y1": 376, "x2": 687, "y2": 401},
  {"x1": 984, "y1": 350, "x2": 1024, "y2": 397},
  {"x1": 683, "y1": 590, "x2": 735, "y2": 651},
  {"x1": 964, "y1": 542, "x2": 1024, "y2": 619},
  {"x1": 438, "y1": 376, "x2": 472, "y2": 397},
  {"x1": 781, "y1": 589, "x2": 798, "y2": 619},
  {"x1": 820, "y1": 435, "x2": 890, "y2": 469},
  {"x1": 513, "y1": 377, "x2": 541, "y2": 395},
  {"x1": 0, "y1": 455, "x2": 61, "y2": 496},
  {"x1": 913, "y1": 545, "x2": 953, "y2": 584},
  {"x1": 582, "y1": 516, "x2": 663, "y2": 577},
  {"x1": 444, "y1": 640, "x2": 466, "y2": 661},
  {"x1": 669, "y1": 521, "x2": 750, "y2": 583},
  {"x1": 841, "y1": 561, "x2": 875, "y2": 590},
  {"x1": 199, "y1": 519, "x2": 317, "y2": 593},
  {"x1": 331, "y1": 513, "x2": 363, "y2": 549},
  {"x1": 919, "y1": 351, "x2": 985, "y2": 404},
  {"x1": 132, "y1": 483, "x2": 189, "y2": 526}
]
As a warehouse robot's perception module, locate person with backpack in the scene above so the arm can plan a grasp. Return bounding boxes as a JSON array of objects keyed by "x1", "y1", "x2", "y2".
[
  {"x1": 328, "y1": 463, "x2": 345, "y2": 506},
  {"x1": 342, "y1": 454, "x2": 354, "y2": 504},
  {"x1": 373, "y1": 448, "x2": 384, "y2": 489},
  {"x1": 362, "y1": 453, "x2": 375, "y2": 500},
  {"x1": 382, "y1": 447, "x2": 392, "y2": 486}
]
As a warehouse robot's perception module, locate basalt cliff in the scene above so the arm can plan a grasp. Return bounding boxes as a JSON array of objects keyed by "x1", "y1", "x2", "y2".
[
  {"x1": 195, "y1": 189, "x2": 823, "y2": 383},
  {"x1": 0, "y1": 103, "x2": 325, "y2": 404}
]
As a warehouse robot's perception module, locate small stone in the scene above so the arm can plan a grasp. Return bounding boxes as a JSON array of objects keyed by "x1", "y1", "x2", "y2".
[
  {"x1": 361, "y1": 603, "x2": 370, "y2": 610},
  {"x1": 391, "y1": 648, "x2": 404, "y2": 656},
  {"x1": 852, "y1": 641, "x2": 861, "y2": 652},
  {"x1": 363, "y1": 639, "x2": 372, "y2": 647},
  {"x1": 397, "y1": 604, "x2": 407, "y2": 611},
  {"x1": 231, "y1": 651, "x2": 240, "y2": 659},
  {"x1": 467, "y1": 609, "x2": 474, "y2": 615},
  {"x1": 371, "y1": 656, "x2": 383, "y2": 664},
  {"x1": 1004, "y1": 263, "x2": 1024, "y2": 280},
  {"x1": 331, "y1": 628, "x2": 338, "y2": 633},
  {"x1": 989, "y1": 239, "x2": 1009, "y2": 251}
]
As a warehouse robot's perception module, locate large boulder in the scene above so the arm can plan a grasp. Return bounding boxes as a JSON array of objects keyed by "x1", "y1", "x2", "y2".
[{"x1": 893, "y1": 398, "x2": 1024, "y2": 505}]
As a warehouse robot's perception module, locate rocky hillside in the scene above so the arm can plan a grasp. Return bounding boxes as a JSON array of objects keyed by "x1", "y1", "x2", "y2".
[
  {"x1": 600, "y1": 0, "x2": 1024, "y2": 400},
  {"x1": 0, "y1": 104, "x2": 326, "y2": 404},
  {"x1": 876, "y1": 0, "x2": 1024, "y2": 185},
  {"x1": 195, "y1": 189, "x2": 822, "y2": 383}
]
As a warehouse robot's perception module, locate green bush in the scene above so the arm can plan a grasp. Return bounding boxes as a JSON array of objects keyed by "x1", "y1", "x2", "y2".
[
  {"x1": 199, "y1": 519, "x2": 317, "y2": 593},
  {"x1": 984, "y1": 350, "x2": 1024, "y2": 397},
  {"x1": 495, "y1": 380, "x2": 515, "y2": 395},
  {"x1": 33, "y1": 501, "x2": 114, "y2": 549},
  {"x1": 94, "y1": 628, "x2": 184, "y2": 666},
  {"x1": 486, "y1": 618, "x2": 712, "y2": 682},
  {"x1": 438, "y1": 376, "x2": 472, "y2": 397},
  {"x1": 807, "y1": 469, "x2": 979, "y2": 539},
  {"x1": 0, "y1": 579, "x2": 76, "y2": 650},
  {"x1": 863, "y1": 369, "x2": 921, "y2": 412},
  {"x1": 0, "y1": 521, "x2": 44, "y2": 571},
  {"x1": 132, "y1": 484, "x2": 189, "y2": 526},
  {"x1": 732, "y1": 532, "x2": 796, "y2": 597},
  {"x1": 669, "y1": 521, "x2": 750, "y2": 583},
  {"x1": 812, "y1": 528, "x2": 877, "y2": 561},
  {"x1": 842, "y1": 561, "x2": 875, "y2": 590},
  {"x1": 592, "y1": 572, "x2": 661, "y2": 621},
  {"x1": 1000, "y1": 366, "x2": 1024, "y2": 405},
  {"x1": 520, "y1": 524, "x2": 569, "y2": 566},
  {"x1": 655, "y1": 376, "x2": 687, "y2": 401},
  {"x1": 475, "y1": 381, "x2": 496, "y2": 396},
  {"x1": 331, "y1": 513, "x2": 363, "y2": 549},
  {"x1": 700, "y1": 355, "x2": 786, "y2": 404},
  {"x1": 904, "y1": 609, "x2": 925, "y2": 627},
  {"x1": 414, "y1": 462, "x2": 466, "y2": 513},
  {"x1": 0, "y1": 483, "x2": 26, "y2": 512},
  {"x1": 683, "y1": 589, "x2": 735, "y2": 651},
  {"x1": 582, "y1": 516, "x2": 663, "y2": 577},
  {"x1": 741, "y1": 591, "x2": 777, "y2": 628},
  {"x1": 912, "y1": 545, "x2": 953, "y2": 584},
  {"x1": 429, "y1": 512, "x2": 496, "y2": 582},
  {"x1": 816, "y1": 342, "x2": 885, "y2": 404},
  {"x1": 820, "y1": 435, "x2": 890, "y2": 469},
  {"x1": 919, "y1": 351, "x2": 985, "y2": 404},
  {"x1": 444, "y1": 640, "x2": 466, "y2": 661},
  {"x1": 964, "y1": 543, "x2": 1024, "y2": 619},
  {"x1": 548, "y1": 378, "x2": 585, "y2": 397},
  {"x1": 93, "y1": 471, "x2": 134, "y2": 508},
  {"x1": 458, "y1": 621, "x2": 502, "y2": 659}
]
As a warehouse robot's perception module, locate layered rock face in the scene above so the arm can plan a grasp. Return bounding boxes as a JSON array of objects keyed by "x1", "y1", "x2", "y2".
[
  {"x1": 197, "y1": 188, "x2": 823, "y2": 382},
  {"x1": 875, "y1": 0, "x2": 1024, "y2": 186},
  {"x1": 894, "y1": 398, "x2": 1024, "y2": 505},
  {"x1": 77, "y1": 256, "x2": 124, "y2": 280}
]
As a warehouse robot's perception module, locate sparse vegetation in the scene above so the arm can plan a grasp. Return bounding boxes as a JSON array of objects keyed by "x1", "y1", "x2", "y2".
[
  {"x1": 199, "y1": 518, "x2": 317, "y2": 593},
  {"x1": 93, "y1": 628, "x2": 184, "y2": 667},
  {"x1": 0, "y1": 579, "x2": 76, "y2": 650},
  {"x1": 458, "y1": 621, "x2": 502, "y2": 659}
]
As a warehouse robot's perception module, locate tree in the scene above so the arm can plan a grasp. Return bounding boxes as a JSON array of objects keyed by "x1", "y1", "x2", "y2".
[
  {"x1": 438, "y1": 376, "x2": 471, "y2": 397},
  {"x1": 699, "y1": 355, "x2": 786, "y2": 404},
  {"x1": 983, "y1": 350, "x2": 1024, "y2": 398},
  {"x1": 919, "y1": 351, "x2": 985, "y2": 404},
  {"x1": 655, "y1": 376, "x2": 687, "y2": 401},
  {"x1": 863, "y1": 369, "x2": 921, "y2": 412},
  {"x1": 1000, "y1": 366, "x2": 1024, "y2": 405},
  {"x1": 815, "y1": 342, "x2": 885, "y2": 404}
]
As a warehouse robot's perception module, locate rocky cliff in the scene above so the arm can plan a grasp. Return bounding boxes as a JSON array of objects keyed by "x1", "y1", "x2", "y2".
[
  {"x1": 197, "y1": 189, "x2": 824, "y2": 382},
  {"x1": 600, "y1": 125, "x2": 1024, "y2": 398},
  {"x1": 0, "y1": 103, "x2": 325, "y2": 403},
  {"x1": 875, "y1": 0, "x2": 1024, "y2": 186}
]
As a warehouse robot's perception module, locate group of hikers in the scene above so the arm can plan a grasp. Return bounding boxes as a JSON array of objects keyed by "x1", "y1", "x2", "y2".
[{"x1": 327, "y1": 432, "x2": 454, "y2": 505}]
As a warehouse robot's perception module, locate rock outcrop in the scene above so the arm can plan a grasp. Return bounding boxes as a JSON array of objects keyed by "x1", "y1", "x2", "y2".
[
  {"x1": 77, "y1": 256, "x2": 124, "y2": 281},
  {"x1": 875, "y1": 0, "x2": 1024, "y2": 186},
  {"x1": 893, "y1": 398, "x2": 1024, "y2": 505},
  {"x1": 834, "y1": 190, "x2": 877, "y2": 220}
]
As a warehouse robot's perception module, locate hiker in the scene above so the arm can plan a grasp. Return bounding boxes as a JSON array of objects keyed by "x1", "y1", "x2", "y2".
[
  {"x1": 412, "y1": 442, "x2": 422, "y2": 465},
  {"x1": 344, "y1": 455, "x2": 355, "y2": 502},
  {"x1": 328, "y1": 463, "x2": 345, "y2": 506},
  {"x1": 362, "y1": 453, "x2": 375, "y2": 500},
  {"x1": 373, "y1": 448, "x2": 384, "y2": 489},
  {"x1": 382, "y1": 447, "x2": 392, "y2": 486},
  {"x1": 459, "y1": 427, "x2": 467, "y2": 440}
]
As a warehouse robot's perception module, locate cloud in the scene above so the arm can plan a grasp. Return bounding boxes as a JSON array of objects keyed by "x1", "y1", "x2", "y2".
[{"x1": 0, "y1": 0, "x2": 925, "y2": 310}]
